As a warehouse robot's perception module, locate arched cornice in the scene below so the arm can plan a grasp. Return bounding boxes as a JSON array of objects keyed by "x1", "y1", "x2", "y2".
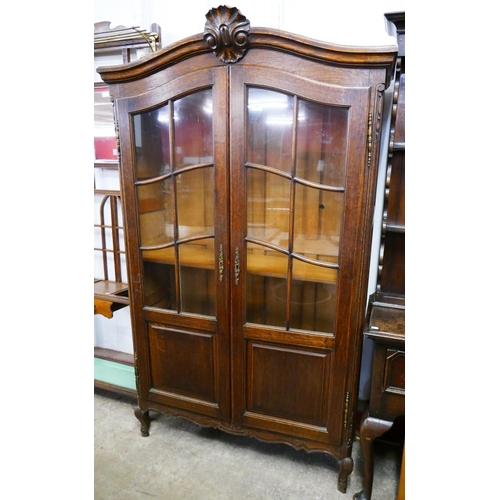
[{"x1": 97, "y1": 6, "x2": 396, "y2": 87}]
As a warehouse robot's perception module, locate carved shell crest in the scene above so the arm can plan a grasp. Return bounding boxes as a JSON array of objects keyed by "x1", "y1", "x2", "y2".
[{"x1": 204, "y1": 6, "x2": 250, "y2": 63}]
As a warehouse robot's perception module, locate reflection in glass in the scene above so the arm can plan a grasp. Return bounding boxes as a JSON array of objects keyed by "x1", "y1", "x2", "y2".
[
  {"x1": 179, "y1": 239, "x2": 216, "y2": 316},
  {"x1": 134, "y1": 104, "x2": 171, "y2": 180},
  {"x1": 247, "y1": 169, "x2": 289, "y2": 246},
  {"x1": 296, "y1": 100, "x2": 348, "y2": 187},
  {"x1": 293, "y1": 184, "x2": 342, "y2": 264},
  {"x1": 290, "y1": 261, "x2": 337, "y2": 333},
  {"x1": 174, "y1": 90, "x2": 214, "y2": 169},
  {"x1": 177, "y1": 167, "x2": 214, "y2": 239},
  {"x1": 247, "y1": 88, "x2": 293, "y2": 173}
]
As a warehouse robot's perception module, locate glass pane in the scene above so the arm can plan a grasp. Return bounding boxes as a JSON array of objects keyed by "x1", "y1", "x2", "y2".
[
  {"x1": 179, "y1": 238, "x2": 216, "y2": 316},
  {"x1": 247, "y1": 88, "x2": 293, "y2": 173},
  {"x1": 133, "y1": 89, "x2": 216, "y2": 316},
  {"x1": 133, "y1": 104, "x2": 171, "y2": 180},
  {"x1": 293, "y1": 184, "x2": 342, "y2": 264},
  {"x1": 137, "y1": 180, "x2": 174, "y2": 248},
  {"x1": 246, "y1": 243, "x2": 288, "y2": 327},
  {"x1": 94, "y1": 87, "x2": 117, "y2": 161},
  {"x1": 177, "y1": 167, "x2": 214, "y2": 240},
  {"x1": 142, "y1": 261, "x2": 176, "y2": 310},
  {"x1": 290, "y1": 261, "x2": 337, "y2": 333},
  {"x1": 247, "y1": 169, "x2": 289, "y2": 247},
  {"x1": 174, "y1": 90, "x2": 214, "y2": 169},
  {"x1": 296, "y1": 100, "x2": 348, "y2": 187}
]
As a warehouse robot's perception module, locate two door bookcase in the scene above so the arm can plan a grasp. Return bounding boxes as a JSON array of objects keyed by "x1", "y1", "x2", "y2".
[{"x1": 98, "y1": 6, "x2": 396, "y2": 492}]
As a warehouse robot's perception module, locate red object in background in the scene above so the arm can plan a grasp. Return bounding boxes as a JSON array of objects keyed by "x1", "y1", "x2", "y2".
[
  {"x1": 95, "y1": 137, "x2": 118, "y2": 160},
  {"x1": 95, "y1": 85, "x2": 118, "y2": 160}
]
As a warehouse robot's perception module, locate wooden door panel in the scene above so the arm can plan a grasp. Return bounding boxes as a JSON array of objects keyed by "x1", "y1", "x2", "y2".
[
  {"x1": 115, "y1": 66, "x2": 232, "y2": 420},
  {"x1": 229, "y1": 65, "x2": 372, "y2": 446},
  {"x1": 246, "y1": 342, "x2": 330, "y2": 427},
  {"x1": 370, "y1": 344, "x2": 405, "y2": 420},
  {"x1": 148, "y1": 323, "x2": 216, "y2": 403},
  {"x1": 384, "y1": 349, "x2": 405, "y2": 393}
]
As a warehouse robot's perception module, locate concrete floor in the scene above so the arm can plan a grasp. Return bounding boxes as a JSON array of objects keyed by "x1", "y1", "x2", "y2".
[{"x1": 95, "y1": 389, "x2": 402, "y2": 500}]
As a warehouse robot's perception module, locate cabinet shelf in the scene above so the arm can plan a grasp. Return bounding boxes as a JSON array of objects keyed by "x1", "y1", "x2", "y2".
[
  {"x1": 248, "y1": 252, "x2": 337, "y2": 284},
  {"x1": 141, "y1": 223, "x2": 339, "y2": 283},
  {"x1": 142, "y1": 242, "x2": 338, "y2": 284}
]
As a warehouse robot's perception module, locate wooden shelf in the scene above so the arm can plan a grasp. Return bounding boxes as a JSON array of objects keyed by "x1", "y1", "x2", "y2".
[
  {"x1": 94, "y1": 279, "x2": 129, "y2": 318},
  {"x1": 248, "y1": 252, "x2": 337, "y2": 284},
  {"x1": 94, "y1": 347, "x2": 134, "y2": 365},
  {"x1": 142, "y1": 244, "x2": 337, "y2": 284}
]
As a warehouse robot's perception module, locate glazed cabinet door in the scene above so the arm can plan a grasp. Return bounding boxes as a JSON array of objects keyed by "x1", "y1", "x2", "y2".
[
  {"x1": 229, "y1": 66, "x2": 372, "y2": 446},
  {"x1": 116, "y1": 67, "x2": 232, "y2": 421}
]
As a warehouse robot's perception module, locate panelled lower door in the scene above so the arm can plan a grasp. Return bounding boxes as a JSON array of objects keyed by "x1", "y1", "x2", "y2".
[
  {"x1": 117, "y1": 67, "x2": 232, "y2": 421},
  {"x1": 229, "y1": 66, "x2": 371, "y2": 446}
]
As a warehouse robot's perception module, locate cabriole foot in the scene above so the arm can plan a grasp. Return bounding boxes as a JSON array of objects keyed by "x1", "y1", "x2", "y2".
[
  {"x1": 338, "y1": 457, "x2": 354, "y2": 493},
  {"x1": 134, "y1": 406, "x2": 151, "y2": 437}
]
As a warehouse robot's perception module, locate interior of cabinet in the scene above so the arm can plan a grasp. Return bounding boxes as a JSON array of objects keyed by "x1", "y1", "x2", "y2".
[{"x1": 133, "y1": 85, "x2": 345, "y2": 331}]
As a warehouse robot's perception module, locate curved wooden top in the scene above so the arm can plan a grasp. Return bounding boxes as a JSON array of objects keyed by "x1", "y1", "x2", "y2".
[{"x1": 97, "y1": 26, "x2": 397, "y2": 87}]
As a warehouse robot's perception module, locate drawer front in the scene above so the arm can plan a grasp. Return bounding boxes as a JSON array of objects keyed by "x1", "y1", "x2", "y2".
[{"x1": 370, "y1": 343, "x2": 405, "y2": 420}]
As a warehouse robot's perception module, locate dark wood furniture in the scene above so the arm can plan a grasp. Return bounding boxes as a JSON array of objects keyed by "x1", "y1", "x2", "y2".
[
  {"x1": 398, "y1": 442, "x2": 405, "y2": 500},
  {"x1": 94, "y1": 22, "x2": 161, "y2": 395},
  {"x1": 354, "y1": 11, "x2": 405, "y2": 500},
  {"x1": 98, "y1": 6, "x2": 397, "y2": 493}
]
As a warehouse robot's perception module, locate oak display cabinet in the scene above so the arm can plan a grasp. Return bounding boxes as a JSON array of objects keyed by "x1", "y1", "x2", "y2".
[{"x1": 98, "y1": 6, "x2": 397, "y2": 493}]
